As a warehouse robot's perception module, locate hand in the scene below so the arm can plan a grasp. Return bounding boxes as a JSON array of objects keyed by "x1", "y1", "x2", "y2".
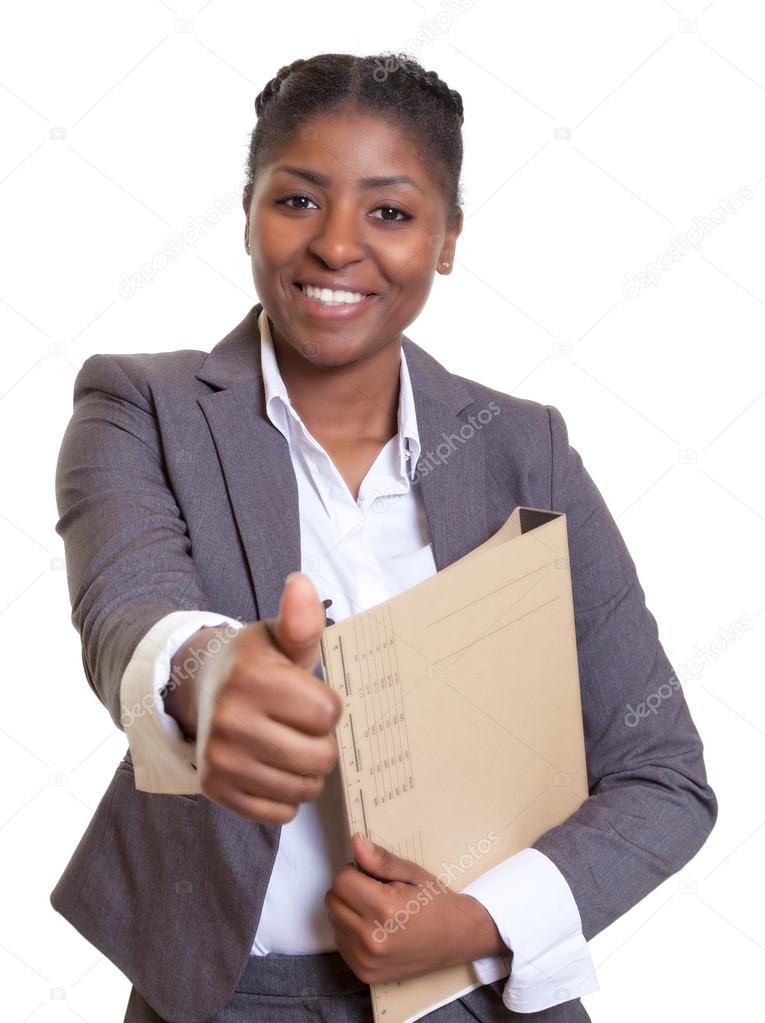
[
  {"x1": 197, "y1": 572, "x2": 343, "y2": 823},
  {"x1": 325, "y1": 833, "x2": 510, "y2": 985}
]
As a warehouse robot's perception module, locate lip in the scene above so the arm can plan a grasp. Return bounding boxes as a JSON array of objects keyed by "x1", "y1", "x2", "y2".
[
  {"x1": 291, "y1": 281, "x2": 379, "y2": 321},
  {"x1": 295, "y1": 279, "x2": 378, "y2": 295}
]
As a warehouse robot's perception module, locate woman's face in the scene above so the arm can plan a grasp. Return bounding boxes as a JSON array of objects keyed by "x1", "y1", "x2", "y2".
[{"x1": 244, "y1": 106, "x2": 462, "y2": 368}]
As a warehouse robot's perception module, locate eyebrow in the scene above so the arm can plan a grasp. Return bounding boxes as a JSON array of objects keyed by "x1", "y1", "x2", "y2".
[{"x1": 274, "y1": 164, "x2": 425, "y2": 196}]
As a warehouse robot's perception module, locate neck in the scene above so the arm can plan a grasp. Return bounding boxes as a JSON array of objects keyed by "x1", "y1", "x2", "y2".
[{"x1": 269, "y1": 328, "x2": 402, "y2": 444}]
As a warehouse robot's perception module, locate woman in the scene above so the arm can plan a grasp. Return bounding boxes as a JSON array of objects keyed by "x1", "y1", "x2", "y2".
[{"x1": 51, "y1": 53, "x2": 717, "y2": 1023}]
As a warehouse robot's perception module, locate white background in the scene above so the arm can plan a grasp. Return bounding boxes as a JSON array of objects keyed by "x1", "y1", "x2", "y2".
[{"x1": 1, "y1": 0, "x2": 763, "y2": 1020}]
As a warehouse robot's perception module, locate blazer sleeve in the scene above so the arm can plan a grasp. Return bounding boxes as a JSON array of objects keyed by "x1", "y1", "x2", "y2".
[
  {"x1": 533, "y1": 404, "x2": 718, "y2": 942},
  {"x1": 55, "y1": 353, "x2": 219, "y2": 734}
]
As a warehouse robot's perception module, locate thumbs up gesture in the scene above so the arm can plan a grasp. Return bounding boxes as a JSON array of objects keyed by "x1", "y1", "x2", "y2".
[{"x1": 196, "y1": 572, "x2": 343, "y2": 823}]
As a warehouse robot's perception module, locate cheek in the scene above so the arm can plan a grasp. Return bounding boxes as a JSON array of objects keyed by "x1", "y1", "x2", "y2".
[
  {"x1": 379, "y1": 238, "x2": 436, "y2": 287},
  {"x1": 249, "y1": 233, "x2": 298, "y2": 294},
  {"x1": 251, "y1": 208, "x2": 306, "y2": 261},
  {"x1": 252, "y1": 227, "x2": 287, "y2": 265}
]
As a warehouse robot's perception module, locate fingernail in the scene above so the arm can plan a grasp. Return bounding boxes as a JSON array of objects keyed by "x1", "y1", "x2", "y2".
[
  {"x1": 285, "y1": 572, "x2": 302, "y2": 586},
  {"x1": 358, "y1": 833, "x2": 374, "y2": 850}
]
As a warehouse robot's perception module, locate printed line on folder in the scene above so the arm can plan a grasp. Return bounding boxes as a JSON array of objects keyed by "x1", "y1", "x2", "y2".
[{"x1": 430, "y1": 594, "x2": 560, "y2": 665}]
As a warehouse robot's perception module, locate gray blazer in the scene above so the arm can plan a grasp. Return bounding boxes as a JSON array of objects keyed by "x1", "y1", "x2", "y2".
[{"x1": 51, "y1": 302, "x2": 717, "y2": 1023}]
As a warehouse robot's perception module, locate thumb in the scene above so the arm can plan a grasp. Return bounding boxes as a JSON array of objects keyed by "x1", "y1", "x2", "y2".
[
  {"x1": 269, "y1": 571, "x2": 327, "y2": 672},
  {"x1": 352, "y1": 833, "x2": 439, "y2": 887}
]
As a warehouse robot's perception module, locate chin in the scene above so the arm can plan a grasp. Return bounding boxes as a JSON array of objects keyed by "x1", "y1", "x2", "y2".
[{"x1": 297, "y1": 338, "x2": 369, "y2": 368}]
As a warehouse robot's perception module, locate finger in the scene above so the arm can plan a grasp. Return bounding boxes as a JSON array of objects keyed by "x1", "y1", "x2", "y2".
[
  {"x1": 325, "y1": 888, "x2": 364, "y2": 927},
  {"x1": 214, "y1": 665, "x2": 340, "y2": 740},
  {"x1": 331, "y1": 866, "x2": 395, "y2": 918},
  {"x1": 324, "y1": 895, "x2": 360, "y2": 963},
  {"x1": 255, "y1": 663, "x2": 343, "y2": 735},
  {"x1": 352, "y1": 833, "x2": 434, "y2": 887},
  {"x1": 210, "y1": 710, "x2": 339, "y2": 778},
  {"x1": 224, "y1": 640, "x2": 342, "y2": 736},
  {"x1": 268, "y1": 572, "x2": 326, "y2": 672},
  {"x1": 205, "y1": 751, "x2": 326, "y2": 805},
  {"x1": 203, "y1": 785, "x2": 299, "y2": 825},
  {"x1": 249, "y1": 714, "x2": 339, "y2": 777}
]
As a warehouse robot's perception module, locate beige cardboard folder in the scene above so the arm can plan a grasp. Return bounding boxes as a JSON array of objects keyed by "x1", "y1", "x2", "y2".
[{"x1": 318, "y1": 507, "x2": 588, "y2": 1023}]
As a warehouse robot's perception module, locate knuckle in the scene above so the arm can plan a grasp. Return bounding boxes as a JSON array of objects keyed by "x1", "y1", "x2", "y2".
[
  {"x1": 375, "y1": 895, "x2": 397, "y2": 923},
  {"x1": 204, "y1": 739, "x2": 229, "y2": 775},
  {"x1": 378, "y1": 848, "x2": 393, "y2": 871},
  {"x1": 257, "y1": 620, "x2": 285, "y2": 661},
  {"x1": 316, "y1": 741, "x2": 338, "y2": 775},
  {"x1": 210, "y1": 701, "x2": 241, "y2": 741},
  {"x1": 229, "y1": 662, "x2": 265, "y2": 696},
  {"x1": 254, "y1": 806, "x2": 276, "y2": 824},
  {"x1": 298, "y1": 773, "x2": 325, "y2": 801},
  {"x1": 313, "y1": 752, "x2": 333, "y2": 778},
  {"x1": 231, "y1": 634, "x2": 275, "y2": 681},
  {"x1": 362, "y1": 931, "x2": 383, "y2": 957},
  {"x1": 317, "y1": 695, "x2": 341, "y2": 730},
  {"x1": 270, "y1": 802, "x2": 298, "y2": 824},
  {"x1": 355, "y1": 961, "x2": 375, "y2": 984}
]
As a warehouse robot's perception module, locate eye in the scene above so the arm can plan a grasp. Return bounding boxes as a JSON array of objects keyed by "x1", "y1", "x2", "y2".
[
  {"x1": 275, "y1": 194, "x2": 412, "y2": 223},
  {"x1": 276, "y1": 194, "x2": 319, "y2": 210},
  {"x1": 370, "y1": 205, "x2": 412, "y2": 223}
]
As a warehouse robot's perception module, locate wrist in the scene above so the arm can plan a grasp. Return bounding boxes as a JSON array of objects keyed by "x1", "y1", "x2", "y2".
[
  {"x1": 450, "y1": 893, "x2": 511, "y2": 964},
  {"x1": 163, "y1": 624, "x2": 233, "y2": 740}
]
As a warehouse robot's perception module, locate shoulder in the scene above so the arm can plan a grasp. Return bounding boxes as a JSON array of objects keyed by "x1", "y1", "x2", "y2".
[
  {"x1": 402, "y1": 333, "x2": 578, "y2": 494},
  {"x1": 69, "y1": 306, "x2": 262, "y2": 406},
  {"x1": 440, "y1": 366, "x2": 583, "y2": 515},
  {"x1": 403, "y1": 334, "x2": 565, "y2": 451},
  {"x1": 70, "y1": 348, "x2": 212, "y2": 410},
  {"x1": 447, "y1": 366, "x2": 572, "y2": 463}
]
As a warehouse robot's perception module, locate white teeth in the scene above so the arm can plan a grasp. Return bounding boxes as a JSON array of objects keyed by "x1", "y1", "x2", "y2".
[{"x1": 300, "y1": 283, "x2": 368, "y2": 305}]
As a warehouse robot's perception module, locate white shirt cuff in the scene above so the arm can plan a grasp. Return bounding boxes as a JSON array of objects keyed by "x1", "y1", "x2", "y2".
[
  {"x1": 119, "y1": 610, "x2": 244, "y2": 793},
  {"x1": 461, "y1": 847, "x2": 599, "y2": 1013}
]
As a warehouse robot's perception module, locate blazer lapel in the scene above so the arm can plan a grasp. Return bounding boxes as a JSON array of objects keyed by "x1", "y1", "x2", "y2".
[
  {"x1": 198, "y1": 384, "x2": 300, "y2": 623},
  {"x1": 401, "y1": 350, "x2": 489, "y2": 571},
  {"x1": 194, "y1": 304, "x2": 489, "y2": 621}
]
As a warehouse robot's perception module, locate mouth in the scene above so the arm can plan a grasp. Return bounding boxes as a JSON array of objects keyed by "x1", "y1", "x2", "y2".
[{"x1": 291, "y1": 281, "x2": 380, "y2": 320}]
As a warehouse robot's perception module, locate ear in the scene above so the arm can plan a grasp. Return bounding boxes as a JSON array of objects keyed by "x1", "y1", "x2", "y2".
[
  {"x1": 439, "y1": 206, "x2": 463, "y2": 272},
  {"x1": 449, "y1": 205, "x2": 464, "y2": 239},
  {"x1": 242, "y1": 196, "x2": 251, "y2": 254}
]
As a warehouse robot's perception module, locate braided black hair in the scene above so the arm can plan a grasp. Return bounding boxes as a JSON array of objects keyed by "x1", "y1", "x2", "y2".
[{"x1": 243, "y1": 52, "x2": 464, "y2": 214}]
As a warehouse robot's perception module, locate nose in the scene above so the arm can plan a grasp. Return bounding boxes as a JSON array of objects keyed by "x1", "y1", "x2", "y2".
[{"x1": 306, "y1": 200, "x2": 366, "y2": 269}]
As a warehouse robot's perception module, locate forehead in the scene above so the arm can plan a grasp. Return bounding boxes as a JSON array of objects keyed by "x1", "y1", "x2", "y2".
[{"x1": 266, "y1": 108, "x2": 433, "y2": 188}]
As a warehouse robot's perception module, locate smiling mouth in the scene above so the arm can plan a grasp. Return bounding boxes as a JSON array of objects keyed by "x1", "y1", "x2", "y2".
[{"x1": 292, "y1": 281, "x2": 378, "y2": 304}]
